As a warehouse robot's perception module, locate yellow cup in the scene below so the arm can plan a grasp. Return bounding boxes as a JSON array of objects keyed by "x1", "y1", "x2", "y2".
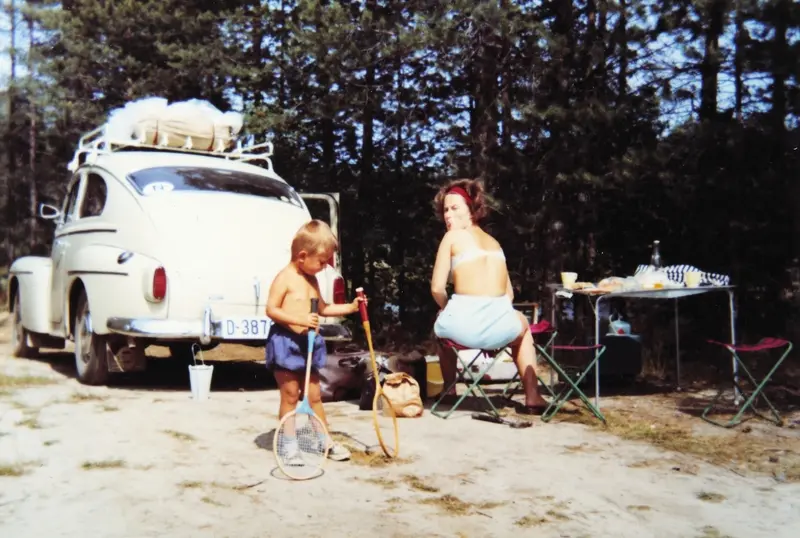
[
  {"x1": 685, "y1": 271, "x2": 702, "y2": 288},
  {"x1": 561, "y1": 272, "x2": 578, "y2": 288}
]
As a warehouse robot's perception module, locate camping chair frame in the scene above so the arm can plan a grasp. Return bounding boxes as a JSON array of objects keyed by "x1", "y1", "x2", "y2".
[
  {"x1": 702, "y1": 338, "x2": 792, "y2": 428},
  {"x1": 430, "y1": 340, "x2": 508, "y2": 420},
  {"x1": 504, "y1": 320, "x2": 606, "y2": 423}
]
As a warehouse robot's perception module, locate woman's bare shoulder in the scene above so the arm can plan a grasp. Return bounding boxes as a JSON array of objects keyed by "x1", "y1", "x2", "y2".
[{"x1": 476, "y1": 229, "x2": 503, "y2": 250}]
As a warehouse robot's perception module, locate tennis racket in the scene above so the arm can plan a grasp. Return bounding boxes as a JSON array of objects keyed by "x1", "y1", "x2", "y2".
[
  {"x1": 273, "y1": 298, "x2": 330, "y2": 480},
  {"x1": 356, "y1": 287, "x2": 399, "y2": 458}
]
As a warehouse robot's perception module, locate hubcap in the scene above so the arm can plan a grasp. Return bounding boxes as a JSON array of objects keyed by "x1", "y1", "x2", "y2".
[
  {"x1": 12, "y1": 302, "x2": 24, "y2": 349},
  {"x1": 77, "y1": 310, "x2": 93, "y2": 366}
]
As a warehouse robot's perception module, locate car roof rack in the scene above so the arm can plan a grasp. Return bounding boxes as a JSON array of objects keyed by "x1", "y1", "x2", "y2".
[{"x1": 67, "y1": 124, "x2": 274, "y2": 173}]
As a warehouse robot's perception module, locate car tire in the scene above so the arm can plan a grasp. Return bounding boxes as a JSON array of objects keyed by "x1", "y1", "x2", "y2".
[
  {"x1": 11, "y1": 292, "x2": 39, "y2": 358},
  {"x1": 73, "y1": 291, "x2": 109, "y2": 386}
]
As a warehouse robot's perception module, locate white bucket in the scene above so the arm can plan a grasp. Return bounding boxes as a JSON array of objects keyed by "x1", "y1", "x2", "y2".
[{"x1": 188, "y1": 344, "x2": 213, "y2": 401}]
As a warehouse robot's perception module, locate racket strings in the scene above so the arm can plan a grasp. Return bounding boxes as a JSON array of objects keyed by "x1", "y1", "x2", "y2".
[{"x1": 275, "y1": 412, "x2": 328, "y2": 479}]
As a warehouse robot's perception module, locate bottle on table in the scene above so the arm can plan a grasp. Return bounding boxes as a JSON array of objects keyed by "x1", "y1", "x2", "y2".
[{"x1": 650, "y1": 240, "x2": 662, "y2": 269}]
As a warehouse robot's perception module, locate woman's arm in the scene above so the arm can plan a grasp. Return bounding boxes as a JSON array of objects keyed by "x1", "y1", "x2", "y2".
[
  {"x1": 506, "y1": 274, "x2": 514, "y2": 301},
  {"x1": 431, "y1": 233, "x2": 453, "y2": 309}
]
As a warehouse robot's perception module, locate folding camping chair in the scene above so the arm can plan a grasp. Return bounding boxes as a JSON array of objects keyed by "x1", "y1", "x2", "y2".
[
  {"x1": 503, "y1": 320, "x2": 607, "y2": 423},
  {"x1": 429, "y1": 339, "x2": 508, "y2": 420},
  {"x1": 702, "y1": 338, "x2": 793, "y2": 428}
]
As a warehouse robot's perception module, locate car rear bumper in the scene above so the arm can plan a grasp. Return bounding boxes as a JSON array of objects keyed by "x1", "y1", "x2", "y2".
[{"x1": 106, "y1": 307, "x2": 352, "y2": 344}]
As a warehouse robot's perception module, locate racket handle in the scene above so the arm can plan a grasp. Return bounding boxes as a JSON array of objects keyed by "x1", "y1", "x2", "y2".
[{"x1": 356, "y1": 287, "x2": 368, "y2": 323}]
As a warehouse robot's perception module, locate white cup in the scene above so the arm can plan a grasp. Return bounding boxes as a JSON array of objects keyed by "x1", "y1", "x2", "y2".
[
  {"x1": 685, "y1": 271, "x2": 702, "y2": 288},
  {"x1": 561, "y1": 272, "x2": 578, "y2": 288}
]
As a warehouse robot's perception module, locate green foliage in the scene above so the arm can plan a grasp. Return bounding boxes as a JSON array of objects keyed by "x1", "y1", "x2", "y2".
[{"x1": 1, "y1": 0, "x2": 798, "y2": 346}]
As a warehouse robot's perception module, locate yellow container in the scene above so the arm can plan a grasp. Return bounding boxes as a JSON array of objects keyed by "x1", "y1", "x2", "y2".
[{"x1": 425, "y1": 356, "x2": 444, "y2": 398}]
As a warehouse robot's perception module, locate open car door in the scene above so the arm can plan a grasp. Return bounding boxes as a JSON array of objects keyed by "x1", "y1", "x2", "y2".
[{"x1": 300, "y1": 192, "x2": 341, "y2": 269}]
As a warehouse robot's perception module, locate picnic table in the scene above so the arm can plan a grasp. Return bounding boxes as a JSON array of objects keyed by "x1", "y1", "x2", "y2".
[{"x1": 547, "y1": 284, "x2": 738, "y2": 408}]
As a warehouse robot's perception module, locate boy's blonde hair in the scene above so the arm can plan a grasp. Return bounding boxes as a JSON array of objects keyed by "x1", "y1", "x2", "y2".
[{"x1": 291, "y1": 219, "x2": 338, "y2": 260}]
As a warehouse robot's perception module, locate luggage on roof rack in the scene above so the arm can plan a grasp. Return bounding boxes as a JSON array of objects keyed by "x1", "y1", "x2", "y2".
[{"x1": 67, "y1": 97, "x2": 274, "y2": 172}]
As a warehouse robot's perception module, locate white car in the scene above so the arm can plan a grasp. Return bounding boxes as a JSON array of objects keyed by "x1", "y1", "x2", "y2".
[{"x1": 7, "y1": 126, "x2": 351, "y2": 385}]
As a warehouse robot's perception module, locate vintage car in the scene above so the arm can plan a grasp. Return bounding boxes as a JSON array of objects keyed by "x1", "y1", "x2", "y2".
[{"x1": 8, "y1": 125, "x2": 351, "y2": 385}]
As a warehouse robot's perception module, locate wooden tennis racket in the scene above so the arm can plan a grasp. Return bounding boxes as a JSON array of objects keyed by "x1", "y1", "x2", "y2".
[
  {"x1": 273, "y1": 298, "x2": 330, "y2": 480},
  {"x1": 356, "y1": 287, "x2": 399, "y2": 458}
]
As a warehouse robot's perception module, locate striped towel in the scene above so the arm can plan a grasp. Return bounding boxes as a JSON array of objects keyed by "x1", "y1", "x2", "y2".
[{"x1": 634, "y1": 264, "x2": 730, "y2": 286}]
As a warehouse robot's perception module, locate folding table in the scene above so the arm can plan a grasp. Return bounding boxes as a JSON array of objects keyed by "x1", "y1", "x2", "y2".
[{"x1": 548, "y1": 285, "x2": 738, "y2": 409}]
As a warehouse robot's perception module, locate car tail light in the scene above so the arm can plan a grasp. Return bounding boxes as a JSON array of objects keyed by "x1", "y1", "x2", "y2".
[
  {"x1": 333, "y1": 276, "x2": 346, "y2": 304},
  {"x1": 152, "y1": 267, "x2": 167, "y2": 301}
]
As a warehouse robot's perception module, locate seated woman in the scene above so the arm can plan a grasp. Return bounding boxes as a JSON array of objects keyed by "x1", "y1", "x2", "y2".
[{"x1": 430, "y1": 178, "x2": 548, "y2": 412}]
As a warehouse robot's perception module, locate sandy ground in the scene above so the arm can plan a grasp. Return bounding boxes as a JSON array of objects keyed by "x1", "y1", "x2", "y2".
[{"x1": 1, "y1": 315, "x2": 799, "y2": 538}]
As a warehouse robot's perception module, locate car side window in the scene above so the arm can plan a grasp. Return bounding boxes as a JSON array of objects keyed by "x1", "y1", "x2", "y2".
[
  {"x1": 80, "y1": 174, "x2": 108, "y2": 218},
  {"x1": 63, "y1": 180, "x2": 81, "y2": 223}
]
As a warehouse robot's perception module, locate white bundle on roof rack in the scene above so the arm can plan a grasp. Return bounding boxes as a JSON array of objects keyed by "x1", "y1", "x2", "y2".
[{"x1": 105, "y1": 97, "x2": 244, "y2": 152}]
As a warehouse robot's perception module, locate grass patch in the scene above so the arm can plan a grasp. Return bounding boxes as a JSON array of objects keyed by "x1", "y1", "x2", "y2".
[
  {"x1": 70, "y1": 393, "x2": 106, "y2": 403},
  {"x1": 81, "y1": 459, "x2": 126, "y2": 470},
  {"x1": 201, "y1": 496, "x2": 225, "y2": 507},
  {"x1": 163, "y1": 430, "x2": 196, "y2": 442},
  {"x1": 43, "y1": 440, "x2": 58, "y2": 447},
  {"x1": 697, "y1": 526, "x2": 732, "y2": 538},
  {"x1": 515, "y1": 515, "x2": 548, "y2": 527},
  {"x1": 100, "y1": 405, "x2": 119, "y2": 412},
  {"x1": 18, "y1": 415, "x2": 42, "y2": 429},
  {"x1": 560, "y1": 408, "x2": 800, "y2": 482},
  {"x1": 696, "y1": 491, "x2": 726, "y2": 503},
  {"x1": 627, "y1": 505, "x2": 652, "y2": 512},
  {"x1": 0, "y1": 373, "x2": 56, "y2": 390},
  {"x1": 329, "y1": 433, "x2": 413, "y2": 468},
  {"x1": 545, "y1": 509, "x2": 570, "y2": 521},
  {"x1": 401, "y1": 474, "x2": 439, "y2": 493},
  {"x1": 179, "y1": 480, "x2": 204, "y2": 489},
  {"x1": 419, "y1": 494, "x2": 500, "y2": 516},
  {"x1": 359, "y1": 476, "x2": 397, "y2": 489},
  {"x1": 0, "y1": 463, "x2": 28, "y2": 477}
]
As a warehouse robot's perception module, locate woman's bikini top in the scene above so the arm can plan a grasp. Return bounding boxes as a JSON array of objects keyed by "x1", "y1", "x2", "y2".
[{"x1": 451, "y1": 237, "x2": 506, "y2": 271}]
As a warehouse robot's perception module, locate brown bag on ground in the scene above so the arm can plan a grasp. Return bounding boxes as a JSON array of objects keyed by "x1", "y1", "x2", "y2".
[{"x1": 382, "y1": 372, "x2": 424, "y2": 418}]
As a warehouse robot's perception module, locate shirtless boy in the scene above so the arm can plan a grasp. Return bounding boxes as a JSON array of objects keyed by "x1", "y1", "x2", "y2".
[{"x1": 265, "y1": 219, "x2": 365, "y2": 462}]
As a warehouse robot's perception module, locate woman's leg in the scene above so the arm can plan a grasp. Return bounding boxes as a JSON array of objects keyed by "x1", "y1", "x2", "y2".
[
  {"x1": 509, "y1": 312, "x2": 548, "y2": 408},
  {"x1": 437, "y1": 340, "x2": 459, "y2": 396}
]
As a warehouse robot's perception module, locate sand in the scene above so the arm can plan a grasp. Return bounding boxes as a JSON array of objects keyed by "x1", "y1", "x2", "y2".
[{"x1": 1, "y1": 314, "x2": 799, "y2": 538}]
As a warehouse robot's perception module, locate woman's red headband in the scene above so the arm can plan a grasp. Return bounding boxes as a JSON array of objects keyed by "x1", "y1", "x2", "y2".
[{"x1": 446, "y1": 186, "x2": 472, "y2": 206}]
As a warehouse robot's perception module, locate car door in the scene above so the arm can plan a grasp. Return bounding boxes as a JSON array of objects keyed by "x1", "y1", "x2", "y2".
[
  {"x1": 50, "y1": 173, "x2": 86, "y2": 325},
  {"x1": 300, "y1": 192, "x2": 341, "y2": 268}
]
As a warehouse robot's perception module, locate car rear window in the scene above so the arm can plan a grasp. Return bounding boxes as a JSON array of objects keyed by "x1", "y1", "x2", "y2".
[{"x1": 127, "y1": 166, "x2": 303, "y2": 207}]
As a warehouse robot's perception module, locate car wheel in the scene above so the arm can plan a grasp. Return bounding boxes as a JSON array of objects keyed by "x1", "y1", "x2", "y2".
[
  {"x1": 73, "y1": 291, "x2": 109, "y2": 386},
  {"x1": 11, "y1": 292, "x2": 38, "y2": 358}
]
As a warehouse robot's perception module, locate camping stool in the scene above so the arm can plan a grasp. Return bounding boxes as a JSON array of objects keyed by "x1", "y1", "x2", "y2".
[
  {"x1": 430, "y1": 339, "x2": 507, "y2": 420},
  {"x1": 518, "y1": 320, "x2": 606, "y2": 423},
  {"x1": 702, "y1": 338, "x2": 793, "y2": 428}
]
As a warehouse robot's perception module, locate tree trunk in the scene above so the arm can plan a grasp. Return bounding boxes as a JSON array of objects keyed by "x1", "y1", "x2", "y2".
[
  {"x1": 616, "y1": 0, "x2": 627, "y2": 105},
  {"x1": 733, "y1": 0, "x2": 744, "y2": 122},
  {"x1": 699, "y1": 0, "x2": 726, "y2": 121},
  {"x1": 27, "y1": 13, "x2": 38, "y2": 254},
  {"x1": 5, "y1": 0, "x2": 18, "y2": 263}
]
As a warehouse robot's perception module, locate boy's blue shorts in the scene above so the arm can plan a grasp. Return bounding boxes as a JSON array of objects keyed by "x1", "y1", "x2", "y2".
[{"x1": 265, "y1": 323, "x2": 326, "y2": 372}]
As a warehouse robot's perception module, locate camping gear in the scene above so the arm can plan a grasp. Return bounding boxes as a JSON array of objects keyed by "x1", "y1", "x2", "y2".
[
  {"x1": 273, "y1": 299, "x2": 329, "y2": 480},
  {"x1": 430, "y1": 339, "x2": 509, "y2": 422},
  {"x1": 702, "y1": 338, "x2": 793, "y2": 428},
  {"x1": 382, "y1": 372, "x2": 424, "y2": 418},
  {"x1": 526, "y1": 320, "x2": 606, "y2": 423},
  {"x1": 318, "y1": 351, "x2": 367, "y2": 402},
  {"x1": 356, "y1": 288, "x2": 399, "y2": 458},
  {"x1": 188, "y1": 344, "x2": 214, "y2": 401}
]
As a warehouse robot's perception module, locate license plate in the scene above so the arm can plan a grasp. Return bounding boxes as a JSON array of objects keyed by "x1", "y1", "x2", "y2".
[{"x1": 218, "y1": 317, "x2": 273, "y2": 339}]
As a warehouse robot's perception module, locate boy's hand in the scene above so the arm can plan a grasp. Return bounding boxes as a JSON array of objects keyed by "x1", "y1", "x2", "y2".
[
  {"x1": 352, "y1": 294, "x2": 367, "y2": 314},
  {"x1": 307, "y1": 313, "x2": 320, "y2": 330}
]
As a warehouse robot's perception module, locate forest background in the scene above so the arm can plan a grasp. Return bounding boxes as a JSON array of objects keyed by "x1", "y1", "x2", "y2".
[{"x1": 1, "y1": 0, "x2": 798, "y2": 364}]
